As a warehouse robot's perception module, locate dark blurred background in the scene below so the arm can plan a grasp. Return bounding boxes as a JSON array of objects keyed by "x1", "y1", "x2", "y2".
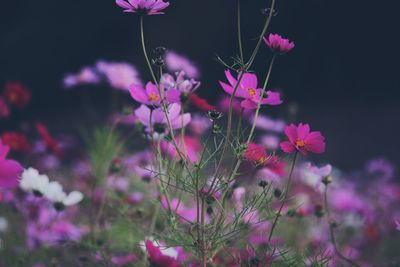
[{"x1": 1, "y1": 0, "x2": 399, "y2": 171}]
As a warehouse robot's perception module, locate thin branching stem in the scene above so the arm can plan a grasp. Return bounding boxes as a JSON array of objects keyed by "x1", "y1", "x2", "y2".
[
  {"x1": 324, "y1": 184, "x2": 360, "y2": 267},
  {"x1": 267, "y1": 151, "x2": 298, "y2": 243}
]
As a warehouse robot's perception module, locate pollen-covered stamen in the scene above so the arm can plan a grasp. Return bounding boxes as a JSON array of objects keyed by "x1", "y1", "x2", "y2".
[
  {"x1": 148, "y1": 92, "x2": 159, "y2": 102},
  {"x1": 247, "y1": 88, "x2": 256, "y2": 98},
  {"x1": 295, "y1": 139, "x2": 306, "y2": 148}
]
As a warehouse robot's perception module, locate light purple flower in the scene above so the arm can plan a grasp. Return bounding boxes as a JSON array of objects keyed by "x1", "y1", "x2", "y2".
[
  {"x1": 63, "y1": 67, "x2": 100, "y2": 89},
  {"x1": 116, "y1": 0, "x2": 169, "y2": 15},
  {"x1": 161, "y1": 71, "x2": 201, "y2": 95},
  {"x1": 395, "y1": 219, "x2": 400, "y2": 231},
  {"x1": 134, "y1": 104, "x2": 191, "y2": 136},
  {"x1": 96, "y1": 60, "x2": 142, "y2": 91},
  {"x1": 129, "y1": 82, "x2": 180, "y2": 106},
  {"x1": 165, "y1": 51, "x2": 200, "y2": 78},
  {"x1": 251, "y1": 115, "x2": 286, "y2": 133}
]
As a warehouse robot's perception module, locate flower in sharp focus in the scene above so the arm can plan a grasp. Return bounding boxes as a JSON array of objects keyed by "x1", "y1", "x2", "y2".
[
  {"x1": 129, "y1": 82, "x2": 180, "y2": 106},
  {"x1": 145, "y1": 240, "x2": 180, "y2": 267},
  {"x1": 3, "y1": 81, "x2": 31, "y2": 109},
  {"x1": 20, "y1": 168, "x2": 50, "y2": 196},
  {"x1": 116, "y1": 0, "x2": 169, "y2": 15},
  {"x1": 280, "y1": 123, "x2": 326, "y2": 155},
  {"x1": 263, "y1": 34, "x2": 295, "y2": 55},
  {"x1": 219, "y1": 70, "x2": 282, "y2": 109},
  {"x1": 0, "y1": 141, "x2": 23, "y2": 189},
  {"x1": 134, "y1": 103, "x2": 191, "y2": 138}
]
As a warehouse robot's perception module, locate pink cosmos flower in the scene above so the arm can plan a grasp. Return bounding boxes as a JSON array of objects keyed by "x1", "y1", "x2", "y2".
[
  {"x1": 134, "y1": 104, "x2": 191, "y2": 136},
  {"x1": 245, "y1": 143, "x2": 286, "y2": 178},
  {"x1": 116, "y1": 0, "x2": 169, "y2": 15},
  {"x1": 129, "y1": 82, "x2": 180, "y2": 106},
  {"x1": 280, "y1": 123, "x2": 325, "y2": 155},
  {"x1": 219, "y1": 70, "x2": 282, "y2": 109},
  {"x1": 0, "y1": 141, "x2": 23, "y2": 189},
  {"x1": 145, "y1": 240, "x2": 180, "y2": 267},
  {"x1": 263, "y1": 34, "x2": 295, "y2": 55},
  {"x1": 161, "y1": 135, "x2": 202, "y2": 163}
]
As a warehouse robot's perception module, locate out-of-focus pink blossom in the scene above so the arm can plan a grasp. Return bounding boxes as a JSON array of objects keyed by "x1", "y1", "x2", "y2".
[
  {"x1": 165, "y1": 51, "x2": 199, "y2": 78},
  {"x1": 111, "y1": 254, "x2": 136, "y2": 266},
  {"x1": 0, "y1": 97, "x2": 9, "y2": 119},
  {"x1": 244, "y1": 143, "x2": 286, "y2": 177},
  {"x1": 3, "y1": 81, "x2": 31, "y2": 109},
  {"x1": 145, "y1": 240, "x2": 180, "y2": 267},
  {"x1": 263, "y1": 34, "x2": 295, "y2": 55},
  {"x1": 96, "y1": 60, "x2": 142, "y2": 91},
  {"x1": 1, "y1": 131, "x2": 31, "y2": 153},
  {"x1": 188, "y1": 114, "x2": 212, "y2": 135},
  {"x1": 0, "y1": 141, "x2": 23, "y2": 189},
  {"x1": 395, "y1": 219, "x2": 400, "y2": 231},
  {"x1": 134, "y1": 104, "x2": 191, "y2": 136},
  {"x1": 161, "y1": 135, "x2": 202, "y2": 163},
  {"x1": 251, "y1": 114, "x2": 285, "y2": 133},
  {"x1": 260, "y1": 135, "x2": 280, "y2": 150},
  {"x1": 116, "y1": 0, "x2": 169, "y2": 15},
  {"x1": 280, "y1": 123, "x2": 325, "y2": 155},
  {"x1": 129, "y1": 81, "x2": 180, "y2": 106},
  {"x1": 219, "y1": 70, "x2": 282, "y2": 109},
  {"x1": 63, "y1": 67, "x2": 100, "y2": 88}
]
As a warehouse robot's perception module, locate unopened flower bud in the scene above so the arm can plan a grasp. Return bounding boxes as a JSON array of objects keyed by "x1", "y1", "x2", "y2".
[
  {"x1": 322, "y1": 176, "x2": 332, "y2": 185},
  {"x1": 314, "y1": 204, "x2": 324, "y2": 218},
  {"x1": 207, "y1": 110, "x2": 223, "y2": 121},
  {"x1": 258, "y1": 180, "x2": 268, "y2": 188},
  {"x1": 274, "y1": 188, "x2": 282, "y2": 198}
]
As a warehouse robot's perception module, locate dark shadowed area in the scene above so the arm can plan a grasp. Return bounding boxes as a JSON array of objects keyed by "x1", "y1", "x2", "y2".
[{"x1": 1, "y1": 0, "x2": 399, "y2": 171}]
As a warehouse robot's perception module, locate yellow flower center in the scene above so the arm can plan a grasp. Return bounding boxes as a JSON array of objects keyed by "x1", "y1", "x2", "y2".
[
  {"x1": 148, "y1": 93, "x2": 159, "y2": 102},
  {"x1": 295, "y1": 139, "x2": 306, "y2": 148},
  {"x1": 247, "y1": 88, "x2": 256, "y2": 97}
]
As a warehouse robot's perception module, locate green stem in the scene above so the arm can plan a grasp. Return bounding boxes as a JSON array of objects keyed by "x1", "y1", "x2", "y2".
[
  {"x1": 267, "y1": 151, "x2": 298, "y2": 243},
  {"x1": 237, "y1": 0, "x2": 244, "y2": 62},
  {"x1": 324, "y1": 185, "x2": 360, "y2": 267},
  {"x1": 140, "y1": 16, "x2": 158, "y2": 85}
]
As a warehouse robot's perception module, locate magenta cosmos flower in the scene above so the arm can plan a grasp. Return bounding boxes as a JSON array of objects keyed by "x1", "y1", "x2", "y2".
[
  {"x1": 219, "y1": 70, "x2": 282, "y2": 109},
  {"x1": 145, "y1": 240, "x2": 180, "y2": 267},
  {"x1": 0, "y1": 141, "x2": 23, "y2": 189},
  {"x1": 129, "y1": 82, "x2": 180, "y2": 106},
  {"x1": 115, "y1": 0, "x2": 169, "y2": 15},
  {"x1": 134, "y1": 103, "x2": 191, "y2": 136},
  {"x1": 280, "y1": 123, "x2": 325, "y2": 155},
  {"x1": 263, "y1": 34, "x2": 295, "y2": 55}
]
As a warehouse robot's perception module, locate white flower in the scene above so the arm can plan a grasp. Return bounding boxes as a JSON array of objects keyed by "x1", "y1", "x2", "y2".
[
  {"x1": 19, "y1": 168, "x2": 50, "y2": 195},
  {"x1": 0, "y1": 217, "x2": 8, "y2": 233},
  {"x1": 43, "y1": 181, "x2": 83, "y2": 207}
]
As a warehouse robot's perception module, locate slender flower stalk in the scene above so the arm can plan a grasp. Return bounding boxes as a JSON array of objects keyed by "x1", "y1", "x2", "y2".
[
  {"x1": 324, "y1": 183, "x2": 361, "y2": 267},
  {"x1": 267, "y1": 151, "x2": 298, "y2": 243},
  {"x1": 211, "y1": 0, "x2": 277, "y2": 193}
]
